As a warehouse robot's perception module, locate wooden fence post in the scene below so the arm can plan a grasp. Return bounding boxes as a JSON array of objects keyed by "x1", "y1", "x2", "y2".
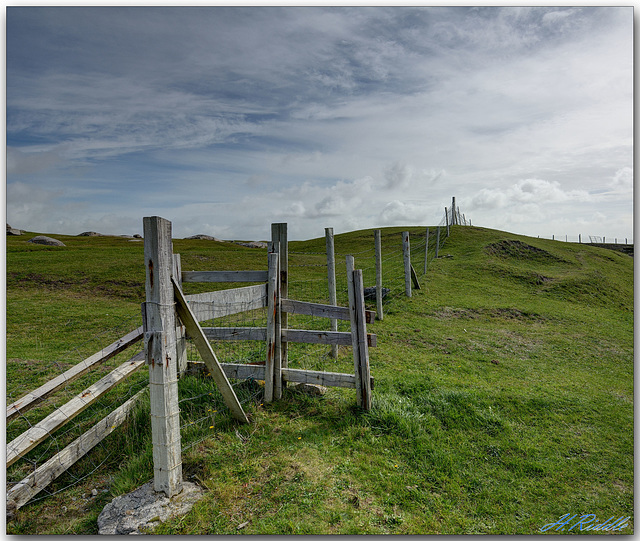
[
  {"x1": 173, "y1": 254, "x2": 187, "y2": 376},
  {"x1": 346, "y1": 256, "x2": 372, "y2": 410},
  {"x1": 451, "y1": 197, "x2": 457, "y2": 226},
  {"x1": 143, "y1": 216, "x2": 183, "y2": 498},
  {"x1": 265, "y1": 249, "x2": 279, "y2": 403},
  {"x1": 271, "y1": 223, "x2": 288, "y2": 399},
  {"x1": 445, "y1": 207, "x2": 450, "y2": 237},
  {"x1": 435, "y1": 226, "x2": 441, "y2": 259},
  {"x1": 374, "y1": 229, "x2": 384, "y2": 321},
  {"x1": 325, "y1": 227, "x2": 338, "y2": 358},
  {"x1": 402, "y1": 231, "x2": 411, "y2": 297},
  {"x1": 424, "y1": 227, "x2": 429, "y2": 274}
]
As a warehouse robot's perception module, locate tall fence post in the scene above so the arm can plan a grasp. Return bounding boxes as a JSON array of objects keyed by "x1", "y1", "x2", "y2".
[
  {"x1": 173, "y1": 254, "x2": 187, "y2": 376},
  {"x1": 402, "y1": 231, "x2": 411, "y2": 297},
  {"x1": 435, "y1": 226, "x2": 441, "y2": 259},
  {"x1": 271, "y1": 223, "x2": 288, "y2": 399},
  {"x1": 265, "y1": 249, "x2": 279, "y2": 403},
  {"x1": 346, "y1": 256, "x2": 372, "y2": 411},
  {"x1": 445, "y1": 207, "x2": 450, "y2": 237},
  {"x1": 424, "y1": 227, "x2": 429, "y2": 274},
  {"x1": 325, "y1": 228, "x2": 338, "y2": 358},
  {"x1": 451, "y1": 197, "x2": 457, "y2": 226},
  {"x1": 374, "y1": 229, "x2": 384, "y2": 321},
  {"x1": 143, "y1": 216, "x2": 183, "y2": 498}
]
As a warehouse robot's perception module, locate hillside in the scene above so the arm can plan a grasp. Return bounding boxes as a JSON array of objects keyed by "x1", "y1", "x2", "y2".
[{"x1": 5, "y1": 225, "x2": 634, "y2": 534}]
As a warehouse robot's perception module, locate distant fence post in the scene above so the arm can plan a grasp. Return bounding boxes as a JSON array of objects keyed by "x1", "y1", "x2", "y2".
[
  {"x1": 271, "y1": 223, "x2": 288, "y2": 399},
  {"x1": 435, "y1": 226, "x2": 441, "y2": 259},
  {"x1": 445, "y1": 207, "x2": 450, "y2": 237},
  {"x1": 424, "y1": 227, "x2": 429, "y2": 274},
  {"x1": 451, "y1": 197, "x2": 457, "y2": 225},
  {"x1": 374, "y1": 229, "x2": 384, "y2": 321},
  {"x1": 579, "y1": 234, "x2": 582, "y2": 244},
  {"x1": 325, "y1": 228, "x2": 339, "y2": 358},
  {"x1": 346, "y1": 256, "x2": 372, "y2": 411},
  {"x1": 143, "y1": 216, "x2": 183, "y2": 498},
  {"x1": 402, "y1": 231, "x2": 411, "y2": 297}
]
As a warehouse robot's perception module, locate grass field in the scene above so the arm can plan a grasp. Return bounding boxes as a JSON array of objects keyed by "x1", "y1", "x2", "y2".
[{"x1": 5, "y1": 225, "x2": 634, "y2": 534}]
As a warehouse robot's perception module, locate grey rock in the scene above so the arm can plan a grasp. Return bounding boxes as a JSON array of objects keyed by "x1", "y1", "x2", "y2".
[
  {"x1": 186, "y1": 234, "x2": 221, "y2": 241},
  {"x1": 293, "y1": 383, "x2": 327, "y2": 396},
  {"x1": 6, "y1": 224, "x2": 22, "y2": 236},
  {"x1": 97, "y1": 481, "x2": 205, "y2": 535},
  {"x1": 363, "y1": 287, "x2": 390, "y2": 301},
  {"x1": 133, "y1": 234, "x2": 142, "y2": 239},
  {"x1": 28, "y1": 235, "x2": 66, "y2": 247},
  {"x1": 78, "y1": 231, "x2": 103, "y2": 237},
  {"x1": 235, "y1": 241, "x2": 268, "y2": 249}
]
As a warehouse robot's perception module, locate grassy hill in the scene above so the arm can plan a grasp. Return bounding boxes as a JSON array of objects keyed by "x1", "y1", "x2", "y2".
[{"x1": 5, "y1": 225, "x2": 633, "y2": 534}]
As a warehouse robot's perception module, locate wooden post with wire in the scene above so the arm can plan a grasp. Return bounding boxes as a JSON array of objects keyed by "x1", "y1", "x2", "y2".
[
  {"x1": 402, "y1": 231, "x2": 412, "y2": 297},
  {"x1": 143, "y1": 216, "x2": 183, "y2": 498},
  {"x1": 271, "y1": 223, "x2": 288, "y2": 399},
  {"x1": 374, "y1": 229, "x2": 384, "y2": 321},
  {"x1": 325, "y1": 227, "x2": 339, "y2": 357}
]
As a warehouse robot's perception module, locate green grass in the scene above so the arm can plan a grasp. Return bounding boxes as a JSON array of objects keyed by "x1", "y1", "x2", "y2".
[{"x1": 6, "y1": 226, "x2": 633, "y2": 534}]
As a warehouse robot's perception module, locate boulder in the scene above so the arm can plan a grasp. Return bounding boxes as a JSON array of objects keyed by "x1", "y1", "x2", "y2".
[
  {"x1": 6, "y1": 224, "x2": 22, "y2": 236},
  {"x1": 363, "y1": 287, "x2": 390, "y2": 301},
  {"x1": 133, "y1": 234, "x2": 142, "y2": 239},
  {"x1": 28, "y1": 235, "x2": 65, "y2": 247},
  {"x1": 235, "y1": 241, "x2": 268, "y2": 249},
  {"x1": 78, "y1": 231, "x2": 103, "y2": 237},
  {"x1": 97, "y1": 481, "x2": 205, "y2": 535},
  {"x1": 293, "y1": 383, "x2": 327, "y2": 396},
  {"x1": 186, "y1": 234, "x2": 221, "y2": 241}
]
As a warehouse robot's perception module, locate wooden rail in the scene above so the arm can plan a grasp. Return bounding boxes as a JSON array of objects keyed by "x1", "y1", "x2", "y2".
[
  {"x1": 7, "y1": 327, "x2": 143, "y2": 422},
  {"x1": 182, "y1": 270, "x2": 268, "y2": 283}
]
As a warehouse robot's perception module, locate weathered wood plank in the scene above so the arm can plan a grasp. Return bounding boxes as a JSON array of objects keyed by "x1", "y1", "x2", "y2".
[
  {"x1": 353, "y1": 269, "x2": 373, "y2": 410},
  {"x1": 172, "y1": 277, "x2": 249, "y2": 424},
  {"x1": 410, "y1": 264, "x2": 421, "y2": 290},
  {"x1": 144, "y1": 216, "x2": 183, "y2": 497},
  {"x1": 281, "y1": 298, "x2": 375, "y2": 324},
  {"x1": 325, "y1": 227, "x2": 338, "y2": 358},
  {"x1": 188, "y1": 361, "x2": 375, "y2": 390},
  {"x1": 272, "y1": 223, "x2": 288, "y2": 399},
  {"x1": 6, "y1": 352, "x2": 145, "y2": 468},
  {"x1": 182, "y1": 270, "x2": 268, "y2": 283},
  {"x1": 185, "y1": 284, "x2": 268, "y2": 322},
  {"x1": 282, "y1": 368, "x2": 375, "y2": 390},
  {"x1": 282, "y1": 329, "x2": 376, "y2": 347},
  {"x1": 6, "y1": 326, "x2": 143, "y2": 422},
  {"x1": 201, "y1": 327, "x2": 268, "y2": 341},
  {"x1": 7, "y1": 389, "x2": 145, "y2": 510},
  {"x1": 173, "y1": 254, "x2": 187, "y2": 376},
  {"x1": 265, "y1": 250, "x2": 279, "y2": 402}
]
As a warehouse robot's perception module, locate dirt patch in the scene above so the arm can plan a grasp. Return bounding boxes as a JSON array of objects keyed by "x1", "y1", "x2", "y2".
[
  {"x1": 486, "y1": 239, "x2": 564, "y2": 263},
  {"x1": 432, "y1": 307, "x2": 546, "y2": 321}
]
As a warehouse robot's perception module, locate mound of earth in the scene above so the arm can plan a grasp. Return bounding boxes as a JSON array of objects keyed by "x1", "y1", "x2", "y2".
[
  {"x1": 28, "y1": 236, "x2": 66, "y2": 247},
  {"x1": 485, "y1": 239, "x2": 563, "y2": 263}
]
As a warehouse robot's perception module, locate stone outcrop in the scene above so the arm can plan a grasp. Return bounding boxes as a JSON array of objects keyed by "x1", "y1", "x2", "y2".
[
  {"x1": 28, "y1": 235, "x2": 66, "y2": 247},
  {"x1": 186, "y1": 234, "x2": 221, "y2": 241},
  {"x1": 78, "y1": 231, "x2": 103, "y2": 236},
  {"x1": 6, "y1": 224, "x2": 22, "y2": 236},
  {"x1": 97, "y1": 481, "x2": 205, "y2": 535},
  {"x1": 235, "y1": 241, "x2": 268, "y2": 249},
  {"x1": 363, "y1": 286, "x2": 390, "y2": 301}
]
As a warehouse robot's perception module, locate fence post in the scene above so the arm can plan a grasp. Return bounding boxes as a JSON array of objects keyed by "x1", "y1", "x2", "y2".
[
  {"x1": 445, "y1": 207, "x2": 450, "y2": 237},
  {"x1": 143, "y1": 216, "x2": 183, "y2": 498},
  {"x1": 265, "y1": 249, "x2": 279, "y2": 403},
  {"x1": 271, "y1": 223, "x2": 288, "y2": 399},
  {"x1": 424, "y1": 227, "x2": 429, "y2": 274},
  {"x1": 451, "y1": 197, "x2": 457, "y2": 226},
  {"x1": 435, "y1": 226, "x2": 441, "y2": 259},
  {"x1": 173, "y1": 254, "x2": 187, "y2": 376},
  {"x1": 402, "y1": 231, "x2": 411, "y2": 297},
  {"x1": 579, "y1": 234, "x2": 582, "y2": 244},
  {"x1": 346, "y1": 256, "x2": 372, "y2": 410},
  {"x1": 325, "y1": 228, "x2": 338, "y2": 358},
  {"x1": 374, "y1": 229, "x2": 384, "y2": 321}
]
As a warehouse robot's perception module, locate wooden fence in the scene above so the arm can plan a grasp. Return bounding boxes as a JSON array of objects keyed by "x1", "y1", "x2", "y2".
[{"x1": 144, "y1": 216, "x2": 375, "y2": 497}]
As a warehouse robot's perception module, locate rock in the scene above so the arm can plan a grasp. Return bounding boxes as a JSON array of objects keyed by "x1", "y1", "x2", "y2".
[
  {"x1": 293, "y1": 383, "x2": 327, "y2": 396},
  {"x1": 6, "y1": 224, "x2": 22, "y2": 236},
  {"x1": 186, "y1": 234, "x2": 221, "y2": 241},
  {"x1": 28, "y1": 235, "x2": 66, "y2": 247},
  {"x1": 234, "y1": 241, "x2": 268, "y2": 249},
  {"x1": 92, "y1": 488, "x2": 99, "y2": 497},
  {"x1": 78, "y1": 231, "x2": 103, "y2": 237},
  {"x1": 363, "y1": 287, "x2": 390, "y2": 301},
  {"x1": 97, "y1": 481, "x2": 205, "y2": 535},
  {"x1": 133, "y1": 234, "x2": 142, "y2": 239}
]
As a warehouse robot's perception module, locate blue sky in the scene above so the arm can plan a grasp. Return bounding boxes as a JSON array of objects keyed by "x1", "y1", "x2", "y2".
[{"x1": 5, "y1": 6, "x2": 633, "y2": 241}]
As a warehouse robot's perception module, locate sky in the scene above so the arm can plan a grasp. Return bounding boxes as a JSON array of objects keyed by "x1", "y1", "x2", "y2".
[{"x1": 5, "y1": 6, "x2": 634, "y2": 241}]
